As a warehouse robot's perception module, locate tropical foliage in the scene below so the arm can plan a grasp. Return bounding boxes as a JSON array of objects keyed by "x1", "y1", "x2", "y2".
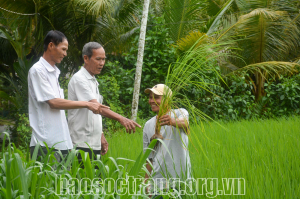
[
  {"x1": 168, "y1": 0, "x2": 300, "y2": 100},
  {"x1": 1, "y1": 0, "x2": 300, "y2": 145}
]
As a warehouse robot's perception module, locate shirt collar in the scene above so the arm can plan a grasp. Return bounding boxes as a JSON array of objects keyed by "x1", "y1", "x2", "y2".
[
  {"x1": 81, "y1": 67, "x2": 99, "y2": 86},
  {"x1": 40, "y1": 57, "x2": 60, "y2": 76},
  {"x1": 81, "y1": 67, "x2": 94, "y2": 80}
]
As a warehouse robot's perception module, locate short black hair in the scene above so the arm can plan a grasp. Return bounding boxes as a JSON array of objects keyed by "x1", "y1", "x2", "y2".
[{"x1": 43, "y1": 30, "x2": 67, "y2": 52}]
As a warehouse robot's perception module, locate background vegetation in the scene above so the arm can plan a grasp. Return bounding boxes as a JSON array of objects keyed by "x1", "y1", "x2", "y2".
[
  {"x1": 1, "y1": 0, "x2": 300, "y2": 121},
  {"x1": 1, "y1": 0, "x2": 300, "y2": 198}
]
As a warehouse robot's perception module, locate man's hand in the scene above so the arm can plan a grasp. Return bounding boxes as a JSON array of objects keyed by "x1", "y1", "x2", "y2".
[
  {"x1": 87, "y1": 102, "x2": 110, "y2": 114},
  {"x1": 119, "y1": 117, "x2": 141, "y2": 133},
  {"x1": 100, "y1": 133, "x2": 108, "y2": 155},
  {"x1": 159, "y1": 114, "x2": 189, "y2": 133},
  {"x1": 159, "y1": 114, "x2": 175, "y2": 126},
  {"x1": 98, "y1": 104, "x2": 110, "y2": 113}
]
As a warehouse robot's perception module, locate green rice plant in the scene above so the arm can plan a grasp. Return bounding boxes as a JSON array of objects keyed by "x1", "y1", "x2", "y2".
[
  {"x1": 1, "y1": 116, "x2": 299, "y2": 198},
  {"x1": 190, "y1": 116, "x2": 300, "y2": 198},
  {"x1": 0, "y1": 130, "x2": 157, "y2": 199},
  {"x1": 107, "y1": 116, "x2": 300, "y2": 199}
]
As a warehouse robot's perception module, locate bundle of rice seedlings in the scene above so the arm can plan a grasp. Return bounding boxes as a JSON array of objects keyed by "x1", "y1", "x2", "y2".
[{"x1": 154, "y1": 39, "x2": 230, "y2": 153}]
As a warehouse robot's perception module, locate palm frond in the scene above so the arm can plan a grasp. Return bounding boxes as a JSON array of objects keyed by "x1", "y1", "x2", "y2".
[
  {"x1": 0, "y1": 91, "x2": 17, "y2": 106},
  {"x1": 293, "y1": 12, "x2": 300, "y2": 25},
  {"x1": 217, "y1": 8, "x2": 300, "y2": 65},
  {"x1": 269, "y1": 0, "x2": 300, "y2": 13},
  {"x1": 0, "y1": 0, "x2": 36, "y2": 16},
  {"x1": 234, "y1": 0, "x2": 269, "y2": 11},
  {"x1": 176, "y1": 31, "x2": 211, "y2": 54},
  {"x1": 165, "y1": 42, "x2": 230, "y2": 117},
  {"x1": 164, "y1": 0, "x2": 203, "y2": 42},
  {"x1": 71, "y1": 0, "x2": 113, "y2": 16},
  {"x1": 111, "y1": 0, "x2": 141, "y2": 25},
  {"x1": 95, "y1": 14, "x2": 138, "y2": 53},
  {"x1": 148, "y1": 42, "x2": 232, "y2": 158},
  {"x1": 206, "y1": 0, "x2": 234, "y2": 35},
  {"x1": 227, "y1": 61, "x2": 300, "y2": 79}
]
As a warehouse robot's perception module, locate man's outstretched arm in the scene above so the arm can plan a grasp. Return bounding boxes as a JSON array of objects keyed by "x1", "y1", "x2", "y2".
[
  {"x1": 89, "y1": 99, "x2": 141, "y2": 133},
  {"x1": 47, "y1": 98, "x2": 108, "y2": 114}
]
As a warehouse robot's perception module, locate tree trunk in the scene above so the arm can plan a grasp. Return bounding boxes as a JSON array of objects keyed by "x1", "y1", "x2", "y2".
[
  {"x1": 131, "y1": 0, "x2": 150, "y2": 121},
  {"x1": 255, "y1": 71, "x2": 265, "y2": 101}
]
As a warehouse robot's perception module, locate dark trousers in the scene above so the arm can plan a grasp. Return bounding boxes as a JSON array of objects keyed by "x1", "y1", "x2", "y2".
[
  {"x1": 76, "y1": 147, "x2": 101, "y2": 168},
  {"x1": 30, "y1": 146, "x2": 69, "y2": 162}
]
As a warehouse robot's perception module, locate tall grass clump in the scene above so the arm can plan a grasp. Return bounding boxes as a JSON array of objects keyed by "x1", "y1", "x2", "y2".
[{"x1": 0, "y1": 131, "x2": 158, "y2": 199}]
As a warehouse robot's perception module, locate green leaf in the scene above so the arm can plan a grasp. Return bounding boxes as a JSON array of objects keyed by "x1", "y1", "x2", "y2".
[
  {"x1": 14, "y1": 153, "x2": 29, "y2": 199},
  {"x1": 128, "y1": 139, "x2": 157, "y2": 177}
]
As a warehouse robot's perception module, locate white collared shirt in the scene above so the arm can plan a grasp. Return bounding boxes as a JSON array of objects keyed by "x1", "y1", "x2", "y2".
[
  {"x1": 143, "y1": 108, "x2": 191, "y2": 182},
  {"x1": 68, "y1": 67, "x2": 103, "y2": 150},
  {"x1": 28, "y1": 57, "x2": 73, "y2": 150}
]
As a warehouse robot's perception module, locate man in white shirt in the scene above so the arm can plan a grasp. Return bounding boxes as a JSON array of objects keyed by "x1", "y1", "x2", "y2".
[
  {"x1": 68, "y1": 42, "x2": 141, "y2": 160},
  {"x1": 143, "y1": 84, "x2": 190, "y2": 197},
  {"x1": 28, "y1": 31, "x2": 106, "y2": 161}
]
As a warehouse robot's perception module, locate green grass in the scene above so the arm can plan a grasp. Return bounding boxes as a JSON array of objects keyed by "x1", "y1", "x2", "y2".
[
  {"x1": 105, "y1": 116, "x2": 300, "y2": 198},
  {"x1": 1, "y1": 116, "x2": 299, "y2": 198}
]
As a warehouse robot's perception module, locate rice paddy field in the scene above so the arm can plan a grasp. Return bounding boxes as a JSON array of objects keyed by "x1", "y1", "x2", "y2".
[
  {"x1": 1, "y1": 116, "x2": 299, "y2": 198},
  {"x1": 105, "y1": 116, "x2": 300, "y2": 198}
]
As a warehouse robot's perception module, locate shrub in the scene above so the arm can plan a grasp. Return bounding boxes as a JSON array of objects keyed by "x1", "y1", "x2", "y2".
[
  {"x1": 198, "y1": 72, "x2": 300, "y2": 121},
  {"x1": 9, "y1": 113, "x2": 32, "y2": 151},
  {"x1": 199, "y1": 73, "x2": 256, "y2": 120},
  {"x1": 96, "y1": 71, "x2": 128, "y2": 131},
  {"x1": 263, "y1": 73, "x2": 300, "y2": 117}
]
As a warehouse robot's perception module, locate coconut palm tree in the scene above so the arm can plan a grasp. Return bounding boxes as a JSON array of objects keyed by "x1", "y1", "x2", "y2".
[
  {"x1": 0, "y1": 0, "x2": 143, "y2": 113},
  {"x1": 0, "y1": 0, "x2": 143, "y2": 75},
  {"x1": 163, "y1": 0, "x2": 204, "y2": 43},
  {"x1": 216, "y1": 7, "x2": 300, "y2": 100},
  {"x1": 166, "y1": 0, "x2": 300, "y2": 101},
  {"x1": 92, "y1": 0, "x2": 142, "y2": 53}
]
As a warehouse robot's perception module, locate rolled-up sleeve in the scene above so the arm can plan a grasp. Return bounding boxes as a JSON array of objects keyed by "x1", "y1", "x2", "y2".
[
  {"x1": 30, "y1": 70, "x2": 56, "y2": 102},
  {"x1": 177, "y1": 108, "x2": 189, "y2": 123}
]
